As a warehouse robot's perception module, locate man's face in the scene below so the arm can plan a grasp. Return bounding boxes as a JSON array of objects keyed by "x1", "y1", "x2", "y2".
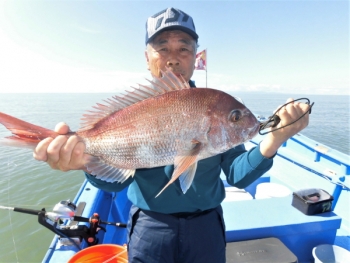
[{"x1": 145, "y1": 30, "x2": 197, "y2": 82}]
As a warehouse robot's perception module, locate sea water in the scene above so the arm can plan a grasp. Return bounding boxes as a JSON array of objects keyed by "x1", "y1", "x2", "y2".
[{"x1": 0, "y1": 92, "x2": 348, "y2": 262}]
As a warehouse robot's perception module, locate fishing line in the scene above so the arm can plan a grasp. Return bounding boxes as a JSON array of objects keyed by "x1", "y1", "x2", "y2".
[
  {"x1": 102, "y1": 250, "x2": 127, "y2": 263},
  {"x1": 259, "y1": 98, "x2": 314, "y2": 135},
  {"x1": 5, "y1": 158, "x2": 19, "y2": 263}
]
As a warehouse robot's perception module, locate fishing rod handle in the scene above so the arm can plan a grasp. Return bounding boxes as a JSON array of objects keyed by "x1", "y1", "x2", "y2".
[{"x1": 13, "y1": 207, "x2": 43, "y2": 216}]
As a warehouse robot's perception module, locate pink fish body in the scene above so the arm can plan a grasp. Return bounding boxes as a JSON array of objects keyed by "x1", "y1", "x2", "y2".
[{"x1": 0, "y1": 70, "x2": 259, "y2": 196}]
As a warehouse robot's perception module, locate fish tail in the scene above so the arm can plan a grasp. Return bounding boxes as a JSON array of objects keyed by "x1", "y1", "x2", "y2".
[{"x1": 0, "y1": 112, "x2": 58, "y2": 149}]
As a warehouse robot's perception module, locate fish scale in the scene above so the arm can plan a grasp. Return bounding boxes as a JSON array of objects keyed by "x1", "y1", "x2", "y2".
[
  {"x1": 0, "y1": 69, "x2": 259, "y2": 196},
  {"x1": 82, "y1": 91, "x2": 205, "y2": 164}
]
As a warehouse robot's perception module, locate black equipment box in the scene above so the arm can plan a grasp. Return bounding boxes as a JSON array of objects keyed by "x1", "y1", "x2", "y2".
[
  {"x1": 292, "y1": 188, "x2": 333, "y2": 215},
  {"x1": 226, "y1": 237, "x2": 297, "y2": 263}
]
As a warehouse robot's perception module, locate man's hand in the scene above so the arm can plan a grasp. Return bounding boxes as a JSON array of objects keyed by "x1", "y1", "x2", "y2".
[
  {"x1": 260, "y1": 98, "x2": 310, "y2": 158},
  {"x1": 33, "y1": 122, "x2": 90, "y2": 172}
]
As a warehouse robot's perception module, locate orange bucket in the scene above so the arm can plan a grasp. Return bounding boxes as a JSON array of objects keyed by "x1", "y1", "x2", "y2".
[{"x1": 68, "y1": 244, "x2": 128, "y2": 263}]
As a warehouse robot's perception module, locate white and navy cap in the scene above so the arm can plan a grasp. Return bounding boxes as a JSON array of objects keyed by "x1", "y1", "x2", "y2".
[{"x1": 145, "y1": 7, "x2": 198, "y2": 45}]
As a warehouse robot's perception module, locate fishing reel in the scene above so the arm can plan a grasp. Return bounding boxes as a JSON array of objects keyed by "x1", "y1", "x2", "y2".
[
  {"x1": 45, "y1": 200, "x2": 76, "y2": 222},
  {"x1": 7, "y1": 200, "x2": 126, "y2": 248},
  {"x1": 39, "y1": 200, "x2": 107, "y2": 247}
]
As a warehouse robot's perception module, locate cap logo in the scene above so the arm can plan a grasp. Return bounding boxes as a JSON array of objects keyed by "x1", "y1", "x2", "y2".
[
  {"x1": 146, "y1": 7, "x2": 197, "y2": 44},
  {"x1": 153, "y1": 8, "x2": 191, "y2": 30}
]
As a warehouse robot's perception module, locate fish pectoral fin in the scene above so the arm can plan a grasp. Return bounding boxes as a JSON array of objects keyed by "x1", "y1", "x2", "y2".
[
  {"x1": 86, "y1": 157, "x2": 135, "y2": 183},
  {"x1": 178, "y1": 162, "x2": 198, "y2": 194},
  {"x1": 155, "y1": 141, "x2": 202, "y2": 197}
]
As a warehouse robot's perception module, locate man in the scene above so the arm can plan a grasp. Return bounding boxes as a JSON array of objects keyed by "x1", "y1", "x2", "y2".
[{"x1": 34, "y1": 7, "x2": 310, "y2": 263}]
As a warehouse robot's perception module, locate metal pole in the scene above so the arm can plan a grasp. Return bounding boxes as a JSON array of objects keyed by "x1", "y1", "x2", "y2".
[{"x1": 206, "y1": 49, "x2": 207, "y2": 87}]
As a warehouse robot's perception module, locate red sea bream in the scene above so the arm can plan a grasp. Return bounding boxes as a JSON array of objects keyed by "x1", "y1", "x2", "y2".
[{"x1": 0, "y1": 69, "x2": 259, "y2": 196}]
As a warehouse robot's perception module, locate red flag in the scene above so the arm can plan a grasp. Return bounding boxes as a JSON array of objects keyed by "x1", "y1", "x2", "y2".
[{"x1": 194, "y1": 49, "x2": 206, "y2": 70}]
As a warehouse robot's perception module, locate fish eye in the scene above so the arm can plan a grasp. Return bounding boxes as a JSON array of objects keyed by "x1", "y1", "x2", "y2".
[{"x1": 229, "y1": 110, "x2": 242, "y2": 122}]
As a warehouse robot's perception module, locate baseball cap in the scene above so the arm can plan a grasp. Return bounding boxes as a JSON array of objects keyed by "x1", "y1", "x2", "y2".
[{"x1": 145, "y1": 7, "x2": 198, "y2": 45}]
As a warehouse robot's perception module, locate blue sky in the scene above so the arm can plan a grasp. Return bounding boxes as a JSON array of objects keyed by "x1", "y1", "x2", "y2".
[{"x1": 0, "y1": 0, "x2": 348, "y2": 94}]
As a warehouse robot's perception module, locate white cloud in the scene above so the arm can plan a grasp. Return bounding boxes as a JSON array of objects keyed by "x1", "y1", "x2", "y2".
[
  {"x1": 71, "y1": 24, "x2": 100, "y2": 34},
  {"x1": 1, "y1": 27, "x2": 348, "y2": 95},
  {"x1": 192, "y1": 72, "x2": 283, "y2": 93},
  {"x1": 0, "y1": 28, "x2": 149, "y2": 93},
  {"x1": 192, "y1": 71, "x2": 349, "y2": 95}
]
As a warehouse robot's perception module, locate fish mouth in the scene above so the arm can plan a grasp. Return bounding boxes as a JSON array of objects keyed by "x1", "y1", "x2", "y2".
[
  {"x1": 243, "y1": 123, "x2": 260, "y2": 141},
  {"x1": 252, "y1": 122, "x2": 260, "y2": 135},
  {"x1": 243, "y1": 110, "x2": 260, "y2": 138}
]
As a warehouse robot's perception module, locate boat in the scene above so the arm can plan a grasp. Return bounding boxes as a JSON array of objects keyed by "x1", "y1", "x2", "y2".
[{"x1": 38, "y1": 128, "x2": 350, "y2": 263}]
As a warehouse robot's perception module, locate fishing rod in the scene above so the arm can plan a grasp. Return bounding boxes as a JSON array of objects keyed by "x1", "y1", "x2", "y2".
[{"x1": 0, "y1": 200, "x2": 127, "y2": 249}]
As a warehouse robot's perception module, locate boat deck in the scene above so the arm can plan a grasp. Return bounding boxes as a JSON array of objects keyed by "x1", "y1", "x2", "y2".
[{"x1": 43, "y1": 133, "x2": 350, "y2": 263}]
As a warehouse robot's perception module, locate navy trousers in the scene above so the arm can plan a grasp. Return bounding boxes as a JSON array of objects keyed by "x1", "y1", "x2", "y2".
[{"x1": 127, "y1": 205, "x2": 226, "y2": 263}]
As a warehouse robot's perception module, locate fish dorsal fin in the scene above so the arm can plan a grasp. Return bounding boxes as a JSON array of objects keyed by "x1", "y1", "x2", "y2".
[{"x1": 79, "y1": 68, "x2": 190, "y2": 131}]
